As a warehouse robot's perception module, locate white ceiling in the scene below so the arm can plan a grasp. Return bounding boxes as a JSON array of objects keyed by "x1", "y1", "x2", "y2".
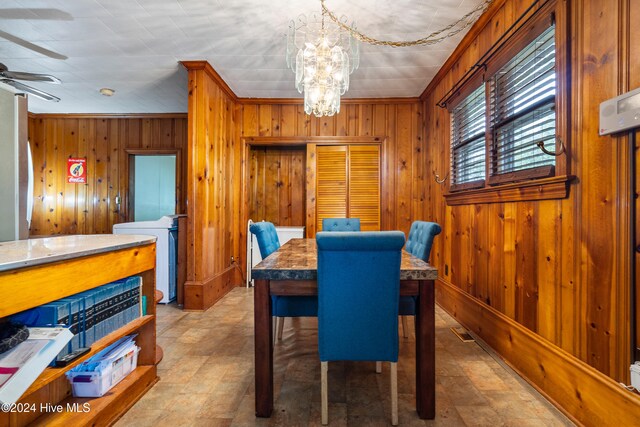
[{"x1": 0, "y1": 0, "x2": 483, "y2": 113}]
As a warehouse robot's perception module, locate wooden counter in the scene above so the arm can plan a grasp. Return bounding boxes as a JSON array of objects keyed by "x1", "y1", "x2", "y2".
[{"x1": 0, "y1": 235, "x2": 158, "y2": 427}]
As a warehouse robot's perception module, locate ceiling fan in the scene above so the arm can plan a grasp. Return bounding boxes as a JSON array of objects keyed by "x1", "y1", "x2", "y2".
[
  {"x1": 0, "y1": 7, "x2": 71, "y2": 102},
  {"x1": 0, "y1": 63, "x2": 61, "y2": 102},
  {"x1": 0, "y1": 8, "x2": 71, "y2": 60}
]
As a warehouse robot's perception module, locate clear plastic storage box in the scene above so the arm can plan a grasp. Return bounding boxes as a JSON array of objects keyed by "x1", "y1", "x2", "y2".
[{"x1": 66, "y1": 336, "x2": 139, "y2": 398}]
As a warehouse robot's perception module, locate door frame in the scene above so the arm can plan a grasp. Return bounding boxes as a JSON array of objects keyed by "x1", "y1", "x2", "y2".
[
  {"x1": 125, "y1": 149, "x2": 182, "y2": 222},
  {"x1": 240, "y1": 136, "x2": 387, "y2": 268}
]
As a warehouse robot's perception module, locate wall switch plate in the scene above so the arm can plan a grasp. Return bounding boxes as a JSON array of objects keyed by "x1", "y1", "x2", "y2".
[{"x1": 630, "y1": 363, "x2": 640, "y2": 390}]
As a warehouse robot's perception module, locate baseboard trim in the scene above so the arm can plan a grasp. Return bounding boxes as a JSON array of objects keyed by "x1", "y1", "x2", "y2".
[
  {"x1": 435, "y1": 279, "x2": 640, "y2": 426},
  {"x1": 184, "y1": 266, "x2": 236, "y2": 311}
]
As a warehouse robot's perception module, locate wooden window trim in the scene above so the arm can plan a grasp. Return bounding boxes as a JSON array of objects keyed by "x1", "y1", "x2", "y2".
[
  {"x1": 445, "y1": 69, "x2": 486, "y2": 112},
  {"x1": 444, "y1": 174, "x2": 575, "y2": 205},
  {"x1": 445, "y1": 0, "x2": 570, "y2": 204},
  {"x1": 450, "y1": 179, "x2": 485, "y2": 192},
  {"x1": 489, "y1": 165, "x2": 555, "y2": 185}
]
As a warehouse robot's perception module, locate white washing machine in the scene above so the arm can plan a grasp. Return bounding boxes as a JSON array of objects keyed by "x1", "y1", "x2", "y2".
[{"x1": 113, "y1": 215, "x2": 179, "y2": 303}]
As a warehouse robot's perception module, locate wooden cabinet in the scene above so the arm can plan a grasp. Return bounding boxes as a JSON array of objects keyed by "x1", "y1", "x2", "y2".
[
  {"x1": 0, "y1": 235, "x2": 158, "y2": 427},
  {"x1": 316, "y1": 145, "x2": 381, "y2": 232}
]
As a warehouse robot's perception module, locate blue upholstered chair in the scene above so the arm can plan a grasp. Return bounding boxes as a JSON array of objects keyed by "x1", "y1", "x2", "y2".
[
  {"x1": 249, "y1": 221, "x2": 317, "y2": 341},
  {"x1": 316, "y1": 231, "x2": 405, "y2": 425},
  {"x1": 400, "y1": 221, "x2": 442, "y2": 337},
  {"x1": 322, "y1": 217, "x2": 361, "y2": 232}
]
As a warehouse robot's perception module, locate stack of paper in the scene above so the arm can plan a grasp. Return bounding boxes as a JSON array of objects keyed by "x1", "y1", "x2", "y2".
[
  {"x1": 66, "y1": 335, "x2": 139, "y2": 398},
  {"x1": 0, "y1": 327, "x2": 73, "y2": 404}
]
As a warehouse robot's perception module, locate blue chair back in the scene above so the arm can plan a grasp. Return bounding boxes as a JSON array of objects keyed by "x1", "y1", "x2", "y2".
[
  {"x1": 249, "y1": 221, "x2": 280, "y2": 258},
  {"x1": 316, "y1": 231, "x2": 405, "y2": 362},
  {"x1": 250, "y1": 222, "x2": 317, "y2": 318},
  {"x1": 405, "y1": 221, "x2": 442, "y2": 262},
  {"x1": 322, "y1": 218, "x2": 361, "y2": 232}
]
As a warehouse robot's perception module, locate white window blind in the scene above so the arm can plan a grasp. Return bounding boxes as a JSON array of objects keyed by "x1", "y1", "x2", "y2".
[
  {"x1": 450, "y1": 85, "x2": 486, "y2": 187},
  {"x1": 490, "y1": 25, "x2": 556, "y2": 177}
]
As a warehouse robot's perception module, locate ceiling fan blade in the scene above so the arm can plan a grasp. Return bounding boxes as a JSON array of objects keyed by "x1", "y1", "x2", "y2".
[
  {"x1": 0, "y1": 8, "x2": 73, "y2": 20},
  {"x1": 0, "y1": 79, "x2": 60, "y2": 102},
  {"x1": 0, "y1": 30, "x2": 68, "y2": 60},
  {"x1": 0, "y1": 70, "x2": 61, "y2": 84}
]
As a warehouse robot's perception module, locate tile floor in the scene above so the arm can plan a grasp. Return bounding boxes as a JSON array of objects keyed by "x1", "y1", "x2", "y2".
[{"x1": 116, "y1": 288, "x2": 574, "y2": 426}]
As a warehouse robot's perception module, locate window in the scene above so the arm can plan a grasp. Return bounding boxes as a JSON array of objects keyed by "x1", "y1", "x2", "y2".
[
  {"x1": 489, "y1": 25, "x2": 557, "y2": 183},
  {"x1": 451, "y1": 85, "x2": 486, "y2": 190},
  {"x1": 445, "y1": 0, "x2": 568, "y2": 203}
]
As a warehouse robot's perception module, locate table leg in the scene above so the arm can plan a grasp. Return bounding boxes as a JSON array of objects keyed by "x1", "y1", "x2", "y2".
[
  {"x1": 254, "y1": 279, "x2": 273, "y2": 417},
  {"x1": 415, "y1": 279, "x2": 435, "y2": 419}
]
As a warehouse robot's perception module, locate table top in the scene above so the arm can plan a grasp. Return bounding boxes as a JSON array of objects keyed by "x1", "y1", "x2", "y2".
[
  {"x1": 251, "y1": 238, "x2": 438, "y2": 281},
  {"x1": 0, "y1": 234, "x2": 156, "y2": 272}
]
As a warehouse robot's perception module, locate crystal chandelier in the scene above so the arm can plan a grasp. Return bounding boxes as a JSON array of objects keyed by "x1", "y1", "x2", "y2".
[
  {"x1": 286, "y1": 9, "x2": 359, "y2": 117},
  {"x1": 286, "y1": 0, "x2": 493, "y2": 117}
]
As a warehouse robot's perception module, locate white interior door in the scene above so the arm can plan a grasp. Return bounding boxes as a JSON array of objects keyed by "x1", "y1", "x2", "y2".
[{"x1": 133, "y1": 155, "x2": 176, "y2": 221}]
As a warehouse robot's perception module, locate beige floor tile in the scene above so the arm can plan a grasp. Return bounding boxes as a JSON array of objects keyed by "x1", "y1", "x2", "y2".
[
  {"x1": 115, "y1": 287, "x2": 573, "y2": 427},
  {"x1": 455, "y1": 405, "x2": 503, "y2": 426},
  {"x1": 459, "y1": 360, "x2": 510, "y2": 391}
]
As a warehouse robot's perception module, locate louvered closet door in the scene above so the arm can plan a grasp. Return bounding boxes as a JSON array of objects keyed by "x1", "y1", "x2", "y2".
[
  {"x1": 348, "y1": 145, "x2": 380, "y2": 231},
  {"x1": 315, "y1": 145, "x2": 380, "y2": 232},
  {"x1": 316, "y1": 146, "x2": 348, "y2": 231}
]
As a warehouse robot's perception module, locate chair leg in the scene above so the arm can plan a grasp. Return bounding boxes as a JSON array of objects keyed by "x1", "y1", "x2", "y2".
[
  {"x1": 321, "y1": 361, "x2": 328, "y2": 425},
  {"x1": 272, "y1": 316, "x2": 276, "y2": 345},
  {"x1": 390, "y1": 362, "x2": 398, "y2": 426},
  {"x1": 401, "y1": 316, "x2": 409, "y2": 338},
  {"x1": 375, "y1": 361, "x2": 382, "y2": 373},
  {"x1": 277, "y1": 316, "x2": 285, "y2": 340}
]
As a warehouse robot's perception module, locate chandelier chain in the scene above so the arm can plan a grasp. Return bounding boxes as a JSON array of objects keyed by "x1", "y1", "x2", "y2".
[{"x1": 320, "y1": 0, "x2": 493, "y2": 47}]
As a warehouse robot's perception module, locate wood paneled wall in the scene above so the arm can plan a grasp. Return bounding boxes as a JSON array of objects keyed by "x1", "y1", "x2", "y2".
[
  {"x1": 248, "y1": 146, "x2": 306, "y2": 226},
  {"x1": 183, "y1": 61, "x2": 241, "y2": 310},
  {"x1": 239, "y1": 101, "x2": 425, "y2": 237},
  {"x1": 633, "y1": 0, "x2": 640, "y2": 366},
  {"x1": 28, "y1": 115, "x2": 187, "y2": 236},
  {"x1": 422, "y1": 0, "x2": 640, "y2": 423}
]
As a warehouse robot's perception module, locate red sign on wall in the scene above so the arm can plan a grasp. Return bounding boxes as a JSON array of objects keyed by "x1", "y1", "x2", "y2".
[{"x1": 67, "y1": 158, "x2": 87, "y2": 183}]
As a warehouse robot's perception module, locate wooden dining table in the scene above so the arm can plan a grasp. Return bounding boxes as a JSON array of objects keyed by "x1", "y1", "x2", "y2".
[{"x1": 251, "y1": 237, "x2": 438, "y2": 419}]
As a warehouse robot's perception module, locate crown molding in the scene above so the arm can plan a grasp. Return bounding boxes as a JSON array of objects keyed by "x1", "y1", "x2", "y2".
[
  {"x1": 238, "y1": 97, "x2": 420, "y2": 105},
  {"x1": 28, "y1": 112, "x2": 187, "y2": 119},
  {"x1": 181, "y1": 60, "x2": 239, "y2": 102}
]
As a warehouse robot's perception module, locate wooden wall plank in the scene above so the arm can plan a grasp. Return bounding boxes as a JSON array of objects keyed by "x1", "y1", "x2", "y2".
[
  {"x1": 580, "y1": 0, "x2": 623, "y2": 376},
  {"x1": 280, "y1": 105, "x2": 296, "y2": 137},
  {"x1": 631, "y1": 0, "x2": 640, "y2": 362},
  {"x1": 94, "y1": 119, "x2": 109, "y2": 234},
  {"x1": 422, "y1": 0, "x2": 640, "y2": 421},
  {"x1": 240, "y1": 100, "x2": 422, "y2": 240},
  {"x1": 28, "y1": 116, "x2": 187, "y2": 236},
  {"x1": 487, "y1": 203, "x2": 504, "y2": 312},
  {"x1": 536, "y1": 200, "x2": 561, "y2": 343},
  {"x1": 473, "y1": 204, "x2": 489, "y2": 305},
  {"x1": 183, "y1": 63, "x2": 239, "y2": 310},
  {"x1": 290, "y1": 148, "x2": 306, "y2": 227},
  {"x1": 395, "y1": 104, "x2": 414, "y2": 235},
  {"x1": 503, "y1": 203, "x2": 517, "y2": 319},
  {"x1": 265, "y1": 148, "x2": 280, "y2": 222},
  {"x1": 107, "y1": 120, "x2": 120, "y2": 230},
  {"x1": 248, "y1": 146, "x2": 306, "y2": 226},
  {"x1": 29, "y1": 118, "x2": 44, "y2": 235}
]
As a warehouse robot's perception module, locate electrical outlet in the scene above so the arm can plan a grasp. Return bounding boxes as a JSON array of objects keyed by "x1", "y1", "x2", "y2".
[
  {"x1": 445, "y1": 264, "x2": 449, "y2": 275},
  {"x1": 230, "y1": 256, "x2": 235, "y2": 264}
]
